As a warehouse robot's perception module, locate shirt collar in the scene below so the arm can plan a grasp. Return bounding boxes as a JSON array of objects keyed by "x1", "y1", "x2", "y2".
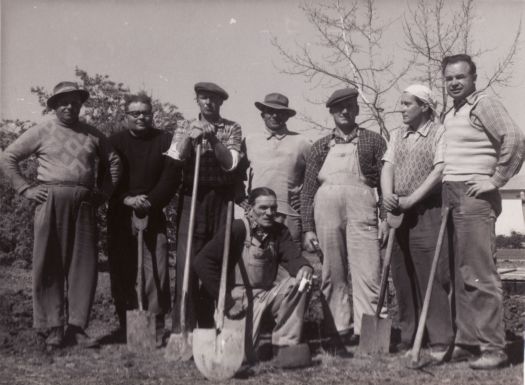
[
  {"x1": 266, "y1": 126, "x2": 291, "y2": 140},
  {"x1": 402, "y1": 120, "x2": 432, "y2": 139},
  {"x1": 453, "y1": 90, "x2": 482, "y2": 111},
  {"x1": 329, "y1": 126, "x2": 359, "y2": 145},
  {"x1": 198, "y1": 113, "x2": 225, "y2": 128}
]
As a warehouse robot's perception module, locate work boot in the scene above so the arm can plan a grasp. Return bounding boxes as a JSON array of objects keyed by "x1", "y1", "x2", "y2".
[
  {"x1": 429, "y1": 344, "x2": 450, "y2": 363},
  {"x1": 65, "y1": 325, "x2": 99, "y2": 348},
  {"x1": 469, "y1": 349, "x2": 508, "y2": 370},
  {"x1": 272, "y1": 344, "x2": 312, "y2": 368},
  {"x1": 156, "y1": 315, "x2": 166, "y2": 348},
  {"x1": 449, "y1": 345, "x2": 480, "y2": 363},
  {"x1": 45, "y1": 326, "x2": 64, "y2": 348}
]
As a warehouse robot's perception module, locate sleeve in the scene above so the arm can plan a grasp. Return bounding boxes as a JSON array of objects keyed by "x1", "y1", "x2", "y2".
[
  {"x1": 222, "y1": 121, "x2": 242, "y2": 153},
  {"x1": 277, "y1": 225, "x2": 312, "y2": 276},
  {"x1": 0, "y1": 125, "x2": 43, "y2": 194},
  {"x1": 382, "y1": 130, "x2": 398, "y2": 165},
  {"x1": 472, "y1": 97, "x2": 525, "y2": 187},
  {"x1": 165, "y1": 120, "x2": 191, "y2": 161},
  {"x1": 96, "y1": 130, "x2": 121, "y2": 197},
  {"x1": 301, "y1": 140, "x2": 325, "y2": 233}
]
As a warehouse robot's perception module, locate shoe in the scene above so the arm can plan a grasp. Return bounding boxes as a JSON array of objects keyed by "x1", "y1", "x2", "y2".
[
  {"x1": 449, "y1": 345, "x2": 480, "y2": 363},
  {"x1": 429, "y1": 345, "x2": 450, "y2": 362},
  {"x1": 272, "y1": 344, "x2": 312, "y2": 368},
  {"x1": 65, "y1": 325, "x2": 99, "y2": 348},
  {"x1": 45, "y1": 326, "x2": 64, "y2": 347},
  {"x1": 469, "y1": 350, "x2": 508, "y2": 370},
  {"x1": 391, "y1": 341, "x2": 411, "y2": 353},
  {"x1": 342, "y1": 333, "x2": 360, "y2": 347}
]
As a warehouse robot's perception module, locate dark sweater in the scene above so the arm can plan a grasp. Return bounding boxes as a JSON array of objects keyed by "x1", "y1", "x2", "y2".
[
  {"x1": 193, "y1": 219, "x2": 311, "y2": 299},
  {"x1": 109, "y1": 129, "x2": 182, "y2": 210}
]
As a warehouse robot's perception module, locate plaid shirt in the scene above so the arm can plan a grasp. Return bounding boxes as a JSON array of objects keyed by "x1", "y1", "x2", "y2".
[
  {"x1": 444, "y1": 91, "x2": 524, "y2": 188},
  {"x1": 301, "y1": 127, "x2": 386, "y2": 233},
  {"x1": 168, "y1": 115, "x2": 243, "y2": 188}
]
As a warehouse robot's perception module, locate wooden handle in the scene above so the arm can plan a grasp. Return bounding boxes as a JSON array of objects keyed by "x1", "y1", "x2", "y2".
[
  {"x1": 216, "y1": 201, "x2": 234, "y2": 331},
  {"x1": 375, "y1": 227, "x2": 396, "y2": 317},
  {"x1": 180, "y1": 143, "x2": 201, "y2": 333},
  {"x1": 410, "y1": 207, "x2": 450, "y2": 363},
  {"x1": 132, "y1": 212, "x2": 148, "y2": 311}
]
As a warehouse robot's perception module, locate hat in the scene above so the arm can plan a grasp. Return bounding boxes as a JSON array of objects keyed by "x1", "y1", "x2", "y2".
[
  {"x1": 194, "y1": 82, "x2": 229, "y2": 100},
  {"x1": 403, "y1": 84, "x2": 437, "y2": 117},
  {"x1": 46, "y1": 81, "x2": 89, "y2": 109},
  {"x1": 254, "y1": 93, "x2": 296, "y2": 116},
  {"x1": 326, "y1": 87, "x2": 359, "y2": 108}
]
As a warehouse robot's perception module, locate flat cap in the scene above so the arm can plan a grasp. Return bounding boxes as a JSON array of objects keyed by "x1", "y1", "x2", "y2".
[
  {"x1": 194, "y1": 82, "x2": 229, "y2": 100},
  {"x1": 326, "y1": 87, "x2": 359, "y2": 108}
]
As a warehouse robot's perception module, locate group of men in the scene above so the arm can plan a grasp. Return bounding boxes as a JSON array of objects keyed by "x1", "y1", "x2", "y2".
[{"x1": 1, "y1": 53, "x2": 523, "y2": 371}]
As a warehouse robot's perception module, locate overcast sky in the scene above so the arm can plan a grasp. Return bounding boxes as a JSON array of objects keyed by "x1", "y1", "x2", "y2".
[{"x1": 1, "y1": 0, "x2": 524, "y2": 233}]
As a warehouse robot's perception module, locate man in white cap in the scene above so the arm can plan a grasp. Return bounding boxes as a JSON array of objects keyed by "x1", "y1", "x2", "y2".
[
  {"x1": 1, "y1": 81, "x2": 121, "y2": 348},
  {"x1": 381, "y1": 84, "x2": 453, "y2": 359},
  {"x1": 245, "y1": 93, "x2": 311, "y2": 244}
]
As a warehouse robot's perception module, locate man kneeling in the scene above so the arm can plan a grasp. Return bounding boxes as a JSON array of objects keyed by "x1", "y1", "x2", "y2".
[{"x1": 193, "y1": 187, "x2": 313, "y2": 367}]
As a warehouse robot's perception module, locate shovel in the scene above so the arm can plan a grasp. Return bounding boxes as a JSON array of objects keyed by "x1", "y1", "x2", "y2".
[
  {"x1": 359, "y1": 211, "x2": 404, "y2": 355},
  {"x1": 127, "y1": 212, "x2": 156, "y2": 351},
  {"x1": 408, "y1": 207, "x2": 449, "y2": 369},
  {"x1": 193, "y1": 201, "x2": 245, "y2": 381},
  {"x1": 165, "y1": 143, "x2": 202, "y2": 362}
]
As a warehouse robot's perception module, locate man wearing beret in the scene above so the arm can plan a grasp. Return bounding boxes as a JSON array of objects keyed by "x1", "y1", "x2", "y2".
[
  {"x1": 245, "y1": 93, "x2": 311, "y2": 244},
  {"x1": 166, "y1": 82, "x2": 244, "y2": 331},
  {"x1": 1, "y1": 81, "x2": 121, "y2": 348},
  {"x1": 301, "y1": 87, "x2": 387, "y2": 350}
]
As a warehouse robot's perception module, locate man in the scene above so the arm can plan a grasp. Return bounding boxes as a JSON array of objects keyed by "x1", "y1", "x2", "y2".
[
  {"x1": 381, "y1": 84, "x2": 453, "y2": 357},
  {"x1": 193, "y1": 187, "x2": 313, "y2": 365},
  {"x1": 0, "y1": 81, "x2": 120, "y2": 348},
  {"x1": 245, "y1": 93, "x2": 311, "y2": 243},
  {"x1": 441, "y1": 54, "x2": 524, "y2": 369},
  {"x1": 107, "y1": 93, "x2": 181, "y2": 344},
  {"x1": 165, "y1": 82, "x2": 244, "y2": 330},
  {"x1": 301, "y1": 87, "x2": 387, "y2": 349}
]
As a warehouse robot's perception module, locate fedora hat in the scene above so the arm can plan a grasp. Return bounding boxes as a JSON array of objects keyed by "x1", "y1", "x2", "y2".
[
  {"x1": 255, "y1": 93, "x2": 296, "y2": 117},
  {"x1": 47, "y1": 81, "x2": 89, "y2": 109}
]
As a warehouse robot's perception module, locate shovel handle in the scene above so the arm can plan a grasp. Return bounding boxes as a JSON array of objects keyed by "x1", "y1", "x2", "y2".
[
  {"x1": 180, "y1": 143, "x2": 202, "y2": 332},
  {"x1": 216, "y1": 201, "x2": 234, "y2": 331},
  {"x1": 410, "y1": 206, "x2": 449, "y2": 364},
  {"x1": 375, "y1": 227, "x2": 396, "y2": 317},
  {"x1": 132, "y1": 212, "x2": 149, "y2": 311}
]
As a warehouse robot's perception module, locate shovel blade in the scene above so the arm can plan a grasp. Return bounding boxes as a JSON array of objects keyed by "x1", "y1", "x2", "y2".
[
  {"x1": 126, "y1": 310, "x2": 156, "y2": 351},
  {"x1": 193, "y1": 327, "x2": 245, "y2": 381},
  {"x1": 358, "y1": 314, "x2": 392, "y2": 355},
  {"x1": 164, "y1": 332, "x2": 193, "y2": 362}
]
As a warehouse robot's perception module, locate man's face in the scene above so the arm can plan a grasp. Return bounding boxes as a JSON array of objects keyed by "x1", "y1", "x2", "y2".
[
  {"x1": 331, "y1": 98, "x2": 359, "y2": 129},
  {"x1": 261, "y1": 108, "x2": 290, "y2": 132},
  {"x1": 250, "y1": 195, "x2": 278, "y2": 229},
  {"x1": 126, "y1": 101, "x2": 153, "y2": 133},
  {"x1": 444, "y1": 61, "x2": 477, "y2": 101},
  {"x1": 400, "y1": 93, "x2": 426, "y2": 127},
  {"x1": 54, "y1": 93, "x2": 83, "y2": 125},
  {"x1": 196, "y1": 91, "x2": 223, "y2": 119}
]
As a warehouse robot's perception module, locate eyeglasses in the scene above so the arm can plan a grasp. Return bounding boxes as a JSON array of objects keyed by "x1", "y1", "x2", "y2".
[{"x1": 127, "y1": 111, "x2": 152, "y2": 118}]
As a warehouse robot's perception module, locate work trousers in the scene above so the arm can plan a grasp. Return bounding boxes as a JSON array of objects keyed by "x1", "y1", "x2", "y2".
[
  {"x1": 32, "y1": 185, "x2": 97, "y2": 330},
  {"x1": 232, "y1": 276, "x2": 309, "y2": 358},
  {"x1": 107, "y1": 205, "x2": 170, "y2": 323},
  {"x1": 391, "y1": 195, "x2": 454, "y2": 347},
  {"x1": 172, "y1": 186, "x2": 234, "y2": 331},
  {"x1": 442, "y1": 181, "x2": 505, "y2": 351},
  {"x1": 314, "y1": 183, "x2": 384, "y2": 335}
]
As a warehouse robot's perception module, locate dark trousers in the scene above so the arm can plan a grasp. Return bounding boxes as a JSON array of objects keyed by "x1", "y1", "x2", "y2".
[
  {"x1": 391, "y1": 195, "x2": 454, "y2": 347},
  {"x1": 32, "y1": 185, "x2": 97, "y2": 330},
  {"x1": 107, "y1": 205, "x2": 171, "y2": 325},
  {"x1": 172, "y1": 186, "x2": 234, "y2": 331},
  {"x1": 443, "y1": 181, "x2": 505, "y2": 351}
]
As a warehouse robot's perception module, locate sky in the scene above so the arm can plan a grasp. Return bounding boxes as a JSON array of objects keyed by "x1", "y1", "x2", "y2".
[{"x1": 1, "y1": 0, "x2": 524, "y2": 233}]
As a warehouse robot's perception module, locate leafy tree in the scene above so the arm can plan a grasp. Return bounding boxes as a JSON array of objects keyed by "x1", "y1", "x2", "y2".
[
  {"x1": 496, "y1": 231, "x2": 525, "y2": 249},
  {"x1": 1, "y1": 69, "x2": 185, "y2": 266}
]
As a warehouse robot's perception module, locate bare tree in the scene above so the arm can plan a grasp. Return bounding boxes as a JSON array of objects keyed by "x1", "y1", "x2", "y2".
[
  {"x1": 273, "y1": 0, "x2": 412, "y2": 140},
  {"x1": 403, "y1": 0, "x2": 521, "y2": 115}
]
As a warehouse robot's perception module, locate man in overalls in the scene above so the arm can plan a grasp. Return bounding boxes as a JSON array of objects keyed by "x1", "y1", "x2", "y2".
[
  {"x1": 301, "y1": 87, "x2": 387, "y2": 350},
  {"x1": 193, "y1": 187, "x2": 313, "y2": 366}
]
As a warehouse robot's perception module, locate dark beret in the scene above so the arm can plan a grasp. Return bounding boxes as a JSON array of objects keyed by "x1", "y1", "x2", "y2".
[
  {"x1": 194, "y1": 82, "x2": 229, "y2": 100},
  {"x1": 326, "y1": 87, "x2": 359, "y2": 108}
]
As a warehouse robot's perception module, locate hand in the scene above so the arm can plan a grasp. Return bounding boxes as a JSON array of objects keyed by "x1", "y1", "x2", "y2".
[
  {"x1": 398, "y1": 196, "x2": 413, "y2": 212},
  {"x1": 295, "y1": 265, "x2": 313, "y2": 282},
  {"x1": 378, "y1": 220, "x2": 389, "y2": 247},
  {"x1": 303, "y1": 231, "x2": 319, "y2": 252},
  {"x1": 465, "y1": 179, "x2": 496, "y2": 197},
  {"x1": 123, "y1": 195, "x2": 151, "y2": 212},
  {"x1": 238, "y1": 198, "x2": 251, "y2": 212},
  {"x1": 23, "y1": 185, "x2": 48, "y2": 204},
  {"x1": 382, "y1": 193, "x2": 399, "y2": 212},
  {"x1": 224, "y1": 295, "x2": 246, "y2": 320}
]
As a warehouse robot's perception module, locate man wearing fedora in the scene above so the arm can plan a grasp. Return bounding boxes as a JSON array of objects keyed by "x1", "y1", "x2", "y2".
[
  {"x1": 245, "y1": 93, "x2": 311, "y2": 244},
  {"x1": 301, "y1": 87, "x2": 387, "y2": 351},
  {"x1": 165, "y1": 82, "x2": 244, "y2": 331},
  {"x1": 1, "y1": 81, "x2": 121, "y2": 348}
]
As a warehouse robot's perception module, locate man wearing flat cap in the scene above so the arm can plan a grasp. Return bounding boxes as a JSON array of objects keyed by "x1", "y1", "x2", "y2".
[
  {"x1": 381, "y1": 84, "x2": 453, "y2": 358},
  {"x1": 1, "y1": 81, "x2": 121, "y2": 348},
  {"x1": 244, "y1": 93, "x2": 311, "y2": 244},
  {"x1": 166, "y1": 81, "x2": 244, "y2": 331},
  {"x1": 301, "y1": 87, "x2": 387, "y2": 350}
]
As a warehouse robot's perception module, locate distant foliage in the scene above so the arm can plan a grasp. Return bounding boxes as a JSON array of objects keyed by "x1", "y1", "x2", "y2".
[
  {"x1": 496, "y1": 231, "x2": 525, "y2": 249},
  {"x1": 1, "y1": 69, "x2": 185, "y2": 266}
]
